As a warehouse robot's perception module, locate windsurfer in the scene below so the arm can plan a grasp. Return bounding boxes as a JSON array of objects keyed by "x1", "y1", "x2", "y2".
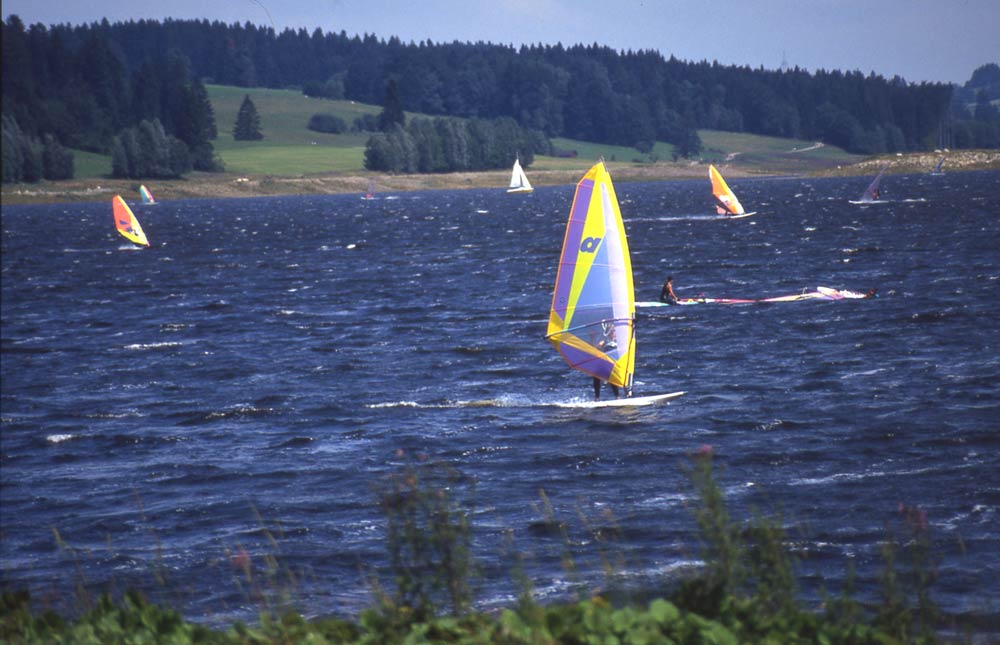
[
  {"x1": 593, "y1": 321, "x2": 621, "y2": 400},
  {"x1": 659, "y1": 276, "x2": 678, "y2": 305},
  {"x1": 593, "y1": 377, "x2": 620, "y2": 400}
]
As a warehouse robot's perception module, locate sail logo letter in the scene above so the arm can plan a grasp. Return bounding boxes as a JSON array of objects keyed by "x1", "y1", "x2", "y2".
[{"x1": 579, "y1": 236, "x2": 602, "y2": 253}]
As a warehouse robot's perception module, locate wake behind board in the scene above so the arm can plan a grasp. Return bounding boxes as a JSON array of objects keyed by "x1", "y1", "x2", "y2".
[{"x1": 553, "y1": 391, "x2": 685, "y2": 408}]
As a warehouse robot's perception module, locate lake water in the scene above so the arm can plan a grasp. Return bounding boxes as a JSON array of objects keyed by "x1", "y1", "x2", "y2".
[{"x1": 2, "y1": 169, "x2": 998, "y2": 630}]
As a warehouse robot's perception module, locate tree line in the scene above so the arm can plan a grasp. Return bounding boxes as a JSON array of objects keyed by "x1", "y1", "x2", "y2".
[
  {"x1": 2, "y1": 15, "x2": 222, "y2": 182},
  {"x1": 2, "y1": 15, "x2": 997, "y2": 183}
]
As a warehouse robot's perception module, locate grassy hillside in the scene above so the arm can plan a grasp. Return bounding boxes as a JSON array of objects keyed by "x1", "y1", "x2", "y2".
[
  {"x1": 208, "y1": 85, "x2": 375, "y2": 175},
  {"x1": 66, "y1": 85, "x2": 860, "y2": 180}
]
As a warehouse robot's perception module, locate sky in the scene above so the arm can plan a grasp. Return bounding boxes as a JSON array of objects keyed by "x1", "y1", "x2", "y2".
[{"x1": 4, "y1": 0, "x2": 999, "y2": 85}]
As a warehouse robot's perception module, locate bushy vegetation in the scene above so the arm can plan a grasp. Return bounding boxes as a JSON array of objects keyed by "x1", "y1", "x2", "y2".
[
  {"x1": 110, "y1": 118, "x2": 191, "y2": 179},
  {"x1": 308, "y1": 113, "x2": 349, "y2": 134},
  {"x1": 2, "y1": 114, "x2": 74, "y2": 182},
  {"x1": 2, "y1": 447, "x2": 955, "y2": 643},
  {"x1": 365, "y1": 116, "x2": 549, "y2": 173}
]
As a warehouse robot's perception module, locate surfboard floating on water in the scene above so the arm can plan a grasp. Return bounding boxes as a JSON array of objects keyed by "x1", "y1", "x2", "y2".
[
  {"x1": 636, "y1": 286, "x2": 873, "y2": 307},
  {"x1": 545, "y1": 160, "x2": 680, "y2": 404}
]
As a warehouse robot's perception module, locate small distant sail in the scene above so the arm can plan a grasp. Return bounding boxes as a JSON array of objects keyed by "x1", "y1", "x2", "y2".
[
  {"x1": 859, "y1": 165, "x2": 888, "y2": 202},
  {"x1": 709, "y1": 165, "x2": 746, "y2": 216},
  {"x1": 507, "y1": 157, "x2": 533, "y2": 193},
  {"x1": 546, "y1": 161, "x2": 634, "y2": 394},
  {"x1": 139, "y1": 184, "x2": 156, "y2": 204},
  {"x1": 931, "y1": 156, "x2": 945, "y2": 175},
  {"x1": 113, "y1": 195, "x2": 150, "y2": 247},
  {"x1": 363, "y1": 180, "x2": 375, "y2": 200}
]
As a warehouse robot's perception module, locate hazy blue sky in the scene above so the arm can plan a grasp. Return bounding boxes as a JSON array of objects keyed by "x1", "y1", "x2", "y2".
[{"x1": 4, "y1": 0, "x2": 998, "y2": 85}]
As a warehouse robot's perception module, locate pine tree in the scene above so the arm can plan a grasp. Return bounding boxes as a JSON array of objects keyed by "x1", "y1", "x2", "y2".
[
  {"x1": 232, "y1": 94, "x2": 263, "y2": 140},
  {"x1": 377, "y1": 79, "x2": 405, "y2": 132}
]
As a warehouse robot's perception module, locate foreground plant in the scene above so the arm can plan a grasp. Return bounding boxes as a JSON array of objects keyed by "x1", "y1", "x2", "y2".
[{"x1": 373, "y1": 452, "x2": 475, "y2": 629}]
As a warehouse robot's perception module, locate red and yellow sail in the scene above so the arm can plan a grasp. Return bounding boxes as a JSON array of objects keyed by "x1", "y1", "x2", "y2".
[{"x1": 113, "y1": 195, "x2": 150, "y2": 247}]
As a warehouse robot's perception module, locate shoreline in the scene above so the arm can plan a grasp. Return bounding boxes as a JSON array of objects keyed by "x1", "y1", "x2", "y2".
[{"x1": 2, "y1": 150, "x2": 997, "y2": 206}]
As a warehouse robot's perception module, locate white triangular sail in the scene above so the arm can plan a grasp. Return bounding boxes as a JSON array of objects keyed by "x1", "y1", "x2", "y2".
[{"x1": 507, "y1": 157, "x2": 533, "y2": 193}]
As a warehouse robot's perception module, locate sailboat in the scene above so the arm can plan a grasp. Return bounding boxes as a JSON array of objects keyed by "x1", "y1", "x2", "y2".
[
  {"x1": 851, "y1": 165, "x2": 888, "y2": 203},
  {"x1": 113, "y1": 195, "x2": 150, "y2": 247},
  {"x1": 506, "y1": 156, "x2": 533, "y2": 194},
  {"x1": 545, "y1": 161, "x2": 683, "y2": 407},
  {"x1": 930, "y1": 156, "x2": 946, "y2": 176},
  {"x1": 709, "y1": 165, "x2": 754, "y2": 218},
  {"x1": 139, "y1": 184, "x2": 156, "y2": 204}
]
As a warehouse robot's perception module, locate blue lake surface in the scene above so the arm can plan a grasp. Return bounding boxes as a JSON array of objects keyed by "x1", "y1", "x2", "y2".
[{"x1": 2, "y1": 169, "x2": 998, "y2": 628}]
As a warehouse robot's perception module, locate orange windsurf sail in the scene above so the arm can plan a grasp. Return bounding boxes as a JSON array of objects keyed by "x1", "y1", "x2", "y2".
[
  {"x1": 113, "y1": 195, "x2": 150, "y2": 247},
  {"x1": 709, "y1": 165, "x2": 746, "y2": 216}
]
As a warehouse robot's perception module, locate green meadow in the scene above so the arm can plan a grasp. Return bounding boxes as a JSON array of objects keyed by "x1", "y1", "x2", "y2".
[{"x1": 69, "y1": 85, "x2": 860, "y2": 179}]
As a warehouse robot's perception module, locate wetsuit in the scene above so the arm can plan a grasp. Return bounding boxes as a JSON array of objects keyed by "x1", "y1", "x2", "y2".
[{"x1": 660, "y1": 283, "x2": 678, "y2": 304}]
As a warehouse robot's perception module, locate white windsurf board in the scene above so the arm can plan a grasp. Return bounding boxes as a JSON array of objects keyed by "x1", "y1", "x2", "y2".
[{"x1": 552, "y1": 391, "x2": 685, "y2": 408}]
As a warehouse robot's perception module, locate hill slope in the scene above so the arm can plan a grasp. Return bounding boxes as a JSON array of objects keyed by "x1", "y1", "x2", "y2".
[{"x1": 15, "y1": 85, "x2": 997, "y2": 205}]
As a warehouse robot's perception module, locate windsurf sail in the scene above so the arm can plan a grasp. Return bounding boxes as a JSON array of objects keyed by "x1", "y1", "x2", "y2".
[
  {"x1": 139, "y1": 184, "x2": 156, "y2": 204},
  {"x1": 859, "y1": 165, "x2": 888, "y2": 202},
  {"x1": 507, "y1": 156, "x2": 533, "y2": 193},
  {"x1": 113, "y1": 195, "x2": 150, "y2": 247},
  {"x1": 931, "y1": 156, "x2": 945, "y2": 175},
  {"x1": 546, "y1": 161, "x2": 634, "y2": 394},
  {"x1": 363, "y1": 180, "x2": 375, "y2": 199},
  {"x1": 709, "y1": 165, "x2": 748, "y2": 216}
]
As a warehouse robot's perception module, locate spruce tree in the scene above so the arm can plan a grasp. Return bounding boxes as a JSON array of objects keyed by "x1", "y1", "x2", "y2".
[
  {"x1": 377, "y1": 79, "x2": 405, "y2": 132},
  {"x1": 233, "y1": 94, "x2": 263, "y2": 140}
]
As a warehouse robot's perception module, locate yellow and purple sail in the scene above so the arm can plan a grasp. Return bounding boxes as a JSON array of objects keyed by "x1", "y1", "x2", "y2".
[
  {"x1": 113, "y1": 195, "x2": 150, "y2": 247},
  {"x1": 709, "y1": 164, "x2": 747, "y2": 216},
  {"x1": 139, "y1": 184, "x2": 156, "y2": 204},
  {"x1": 546, "y1": 161, "x2": 635, "y2": 393}
]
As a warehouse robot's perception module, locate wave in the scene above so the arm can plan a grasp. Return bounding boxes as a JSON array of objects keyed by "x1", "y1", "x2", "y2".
[
  {"x1": 174, "y1": 405, "x2": 276, "y2": 426},
  {"x1": 122, "y1": 341, "x2": 185, "y2": 351}
]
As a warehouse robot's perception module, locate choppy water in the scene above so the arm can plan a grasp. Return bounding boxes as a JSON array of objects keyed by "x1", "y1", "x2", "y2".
[{"x1": 2, "y1": 170, "x2": 998, "y2": 629}]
